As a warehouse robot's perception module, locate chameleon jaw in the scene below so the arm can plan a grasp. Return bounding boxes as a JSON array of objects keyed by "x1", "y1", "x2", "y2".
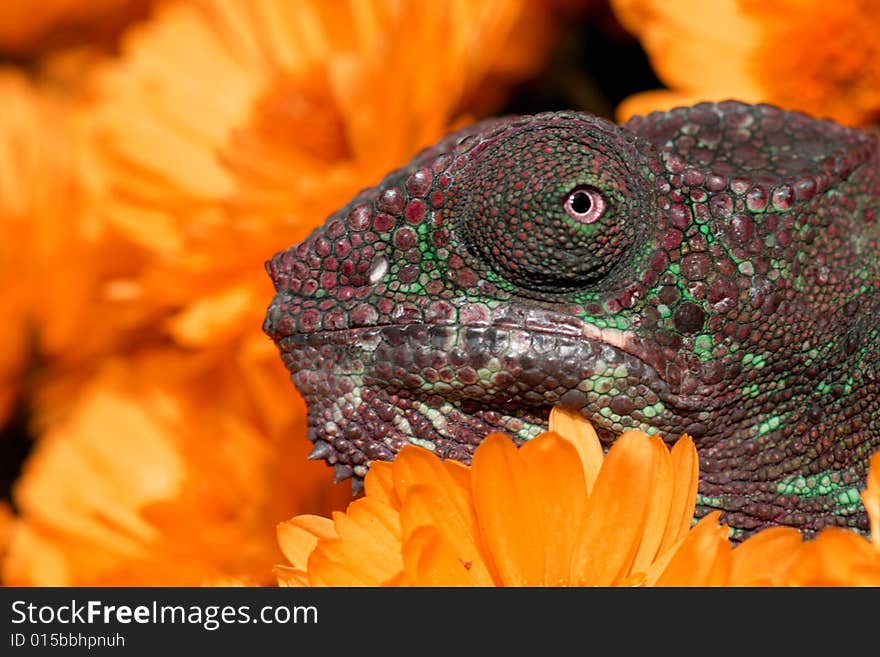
[{"x1": 278, "y1": 320, "x2": 695, "y2": 488}]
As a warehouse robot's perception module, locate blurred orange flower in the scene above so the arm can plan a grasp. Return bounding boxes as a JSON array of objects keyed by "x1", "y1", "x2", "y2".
[
  {"x1": 611, "y1": 0, "x2": 880, "y2": 126},
  {"x1": 0, "y1": 68, "x2": 162, "y2": 429},
  {"x1": 81, "y1": 0, "x2": 553, "y2": 372},
  {"x1": 3, "y1": 352, "x2": 351, "y2": 586},
  {"x1": 0, "y1": 0, "x2": 151, "y2": 55},
  {"x1": 0, "y1": 71, "x2": 46, "y2": 422},
  {"x1": 43, "y1": 0, "x2": 558, "y2": 435},
  {"x1": 2, "y1": 0, "x2": 558, "y2": 587},
  {"x1": 50, "y1": 0, "x2": 552, "y2": 448},
  {"x1": 0, "y1": 70, "x2": 75, "y2": 425},
  {"x1": 276, "y1": 408, "x2": 745, "y2": 587}
]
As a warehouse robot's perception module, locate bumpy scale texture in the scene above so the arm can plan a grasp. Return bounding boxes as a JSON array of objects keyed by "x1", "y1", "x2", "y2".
[{"x1": 264, "y1": 102, "x2": 880, "y2": 539}]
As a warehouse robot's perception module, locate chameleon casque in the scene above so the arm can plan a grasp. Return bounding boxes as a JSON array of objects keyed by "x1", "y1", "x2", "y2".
[{"x1": 264, "y1": 101, "x2": 880, "y2": 539}]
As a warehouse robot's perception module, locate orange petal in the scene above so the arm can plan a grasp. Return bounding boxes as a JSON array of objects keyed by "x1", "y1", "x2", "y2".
[
  {"x1": 364, "y1": 460, "x2": 398, "y2": 509},
  {"x1": 276, "y1": 514, "x2": 337, "y2": 571},
  {"x1": 786, "y1": 529, "x2": 880, "y2": 586},
  {"x1": 0, "y1": 502, "x2": 11, "y2": 559},
  {"x1": 729, "y1": 526, "x2": 803, "y2": 586},
  {"x1": 274, "y1": 564, "x2": 309, "y2": 587},
  {"x1": 654, "y1": 512, "x2": 732, "y2": 586},
  {"x1": 570, "y1": 430, "x2": 659, "y2": 585},
  {"x1": 440, "y1": 457, "x2": 472, "y2": 494},
  {"x1": 630, "y1": 437, "x2": 675, "y2": 575},
  {"x1": 639, "y1": 534, "x2": 683, "y2": 586},
  {"x1": 391, "y1": 444, "x2": 478, "y2": 544},
  {"x1": 306, "y1": 545, "x2": 378, "y2": 587},
  {"x1": 309, "y1": 498, "x2": 402, "y2": 586},
  {"x1": 398, "y1": 484, "x2": 494, "y2": 584},
  {"x1": 400, "y1": 526, "x2": 476, "y2": 586},
  {"x1": 392, "y1": 444, "x2": 469, "y2": 509},
  {"x1": 166, "y1": 283, "x2": 254, "y2": 346},
  {"x1": 520, "y1": 432, "x2": 590, "y2": 585},
  {"x1": 333, "y1": 497, "x2": 401, "y2": 552},
  {"x1": 392, "y1": 444, "x2": 495, "y2": 582},
  {"x1": 610, "y1": 0, "x2": 762, "y2": 97},
  {"x1": 399, "y1": 524, "x2": 495, "y2": 587},
  {"x1": 548, "y1": 407, "x2": 604, "y2": 494},
  {"x1": 471, "y1": 434, "x2": 545, "y2": 585},
  {"x1": 658, "y1": 434, "x2": 699, "y2": 554}
]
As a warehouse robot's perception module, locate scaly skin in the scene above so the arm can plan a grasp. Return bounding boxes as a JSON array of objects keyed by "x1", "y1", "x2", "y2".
[{"x1": 264, "y1": 102, "x2": 880, "y2": 539}]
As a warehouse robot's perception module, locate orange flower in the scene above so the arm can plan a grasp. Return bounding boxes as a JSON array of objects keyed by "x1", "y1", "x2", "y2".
[
  {"x1": 0, "y1": 0, "x2": 151, "y2": 55},
  {"x1": 2, "y1": 0, "x2": 556, "y2": 587},
  {"x1": 0, "y1": 69, "x2": 87, "y2": 425},
  {"x1": 729, "y1": 527, "x2": 804, "y2": 586},
  {"x1": 277, "y1": 408, "x2": 740, "y2": 587},
  {"x1": 0, "y1": 70, "x2": 51, "y2": 423},
  {"x1": 781, "y1": 452, "x2": 880, "y2": 586},
  {"x1": 611, "y1": 0, "x2": 880, "y2": 126},
  {"x1": 0, "y1": 67, "x2": 163, "y2": 429},
  {"x1": 2, "y1": 352, "x2": 351, "y2": 586},
  {"x1": 80, "y1": 0, "x2": 553, "y2": 358},
  {"x1": 25, "y1": 0, "x2": 562, "y2": 450}
]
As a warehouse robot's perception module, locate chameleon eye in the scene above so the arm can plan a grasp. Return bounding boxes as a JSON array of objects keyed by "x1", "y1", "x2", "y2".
[
  {"x1": 563, "y1": 186, "x2": 605, "y2": 224},
  {"x1": 457, "y1": 122, "x2": 643, "y2": 293}
]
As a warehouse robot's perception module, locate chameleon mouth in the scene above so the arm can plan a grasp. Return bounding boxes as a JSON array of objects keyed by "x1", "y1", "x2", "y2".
[
  {"x1": 274, "y1": 317, "x2": 709, "y2": 486},
  {"x1": 276, "y1": 313, "x2": 709, "y2": 411}
]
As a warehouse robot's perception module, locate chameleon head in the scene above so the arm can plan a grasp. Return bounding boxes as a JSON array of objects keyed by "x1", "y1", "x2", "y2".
[
  {"x1": 264, "y1": 103, "x2": 879, "y2": 540},
  {"x1": 263, "y1": 111, "x2": 681, "y2": 486}
]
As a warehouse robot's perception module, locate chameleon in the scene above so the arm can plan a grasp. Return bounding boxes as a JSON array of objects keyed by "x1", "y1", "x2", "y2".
[{"x1": 263, "y1": 101, "x2": 880, "y2": 539}]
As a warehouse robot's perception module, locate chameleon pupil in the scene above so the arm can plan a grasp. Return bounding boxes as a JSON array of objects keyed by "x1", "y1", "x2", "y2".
[{"x1": 570, "y1": 191, "x2": 591, "y2": 214}]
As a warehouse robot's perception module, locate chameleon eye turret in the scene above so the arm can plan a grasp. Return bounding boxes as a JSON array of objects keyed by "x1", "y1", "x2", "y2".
[
  {"x1": 455, "y1": 116, "x2": 652, "y2": 293},
  {"x1": 265, "y1": 103, "x2": 880, "y2": 540}
]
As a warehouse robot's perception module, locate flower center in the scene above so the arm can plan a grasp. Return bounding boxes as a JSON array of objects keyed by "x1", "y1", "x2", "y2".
[{"x1": 251, "y1": 71, "x2": 352, "y2": 164}]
